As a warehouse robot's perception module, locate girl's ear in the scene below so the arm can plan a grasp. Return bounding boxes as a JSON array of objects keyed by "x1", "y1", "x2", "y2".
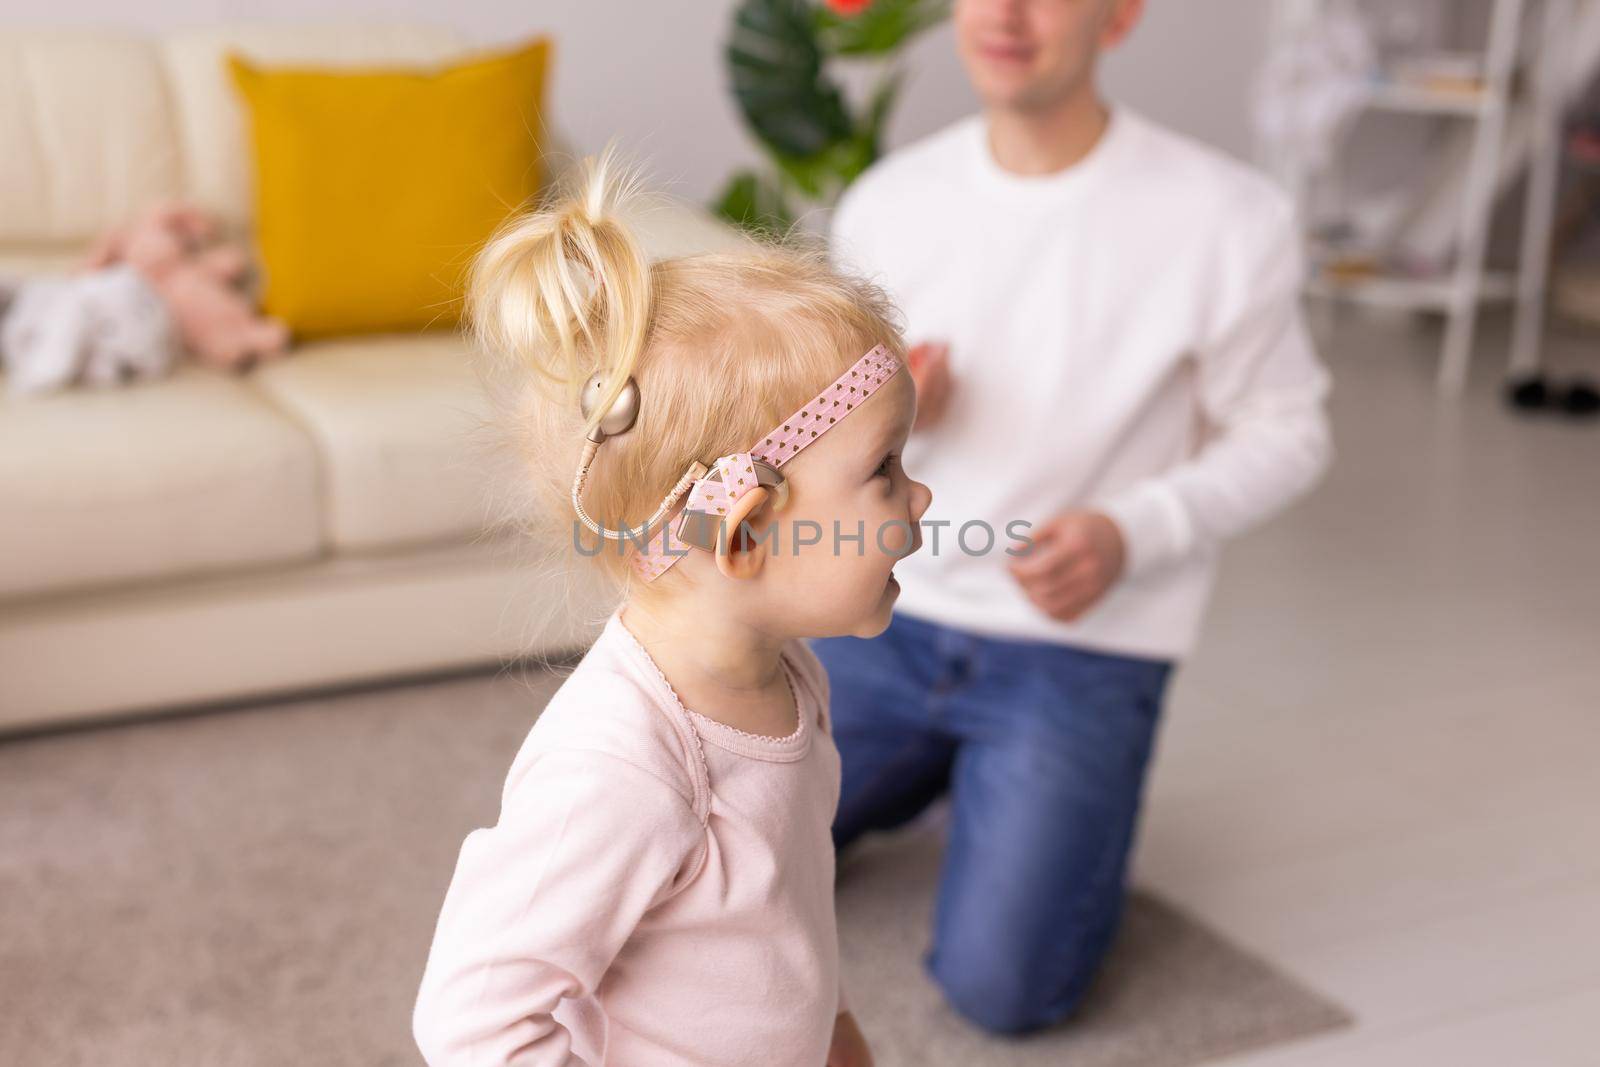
[{"x1": 715, "y1": 486, "x2": 772, "y2": 581}]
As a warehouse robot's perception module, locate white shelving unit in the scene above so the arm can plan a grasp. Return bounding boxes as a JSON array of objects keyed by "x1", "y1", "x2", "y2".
[
  {"x1": 1510, "y1": 0, "x2": 1577, "y2": 378},
  {"x1": 1283, "y1": 0, "x2": 1575, "y2": 393},
  {"x1": 1306, "y1": 270, "x2": 1517, "y2": 309},
  {"x1": 1361, "y1": 82, "x2": 1495, "y2": 116}
]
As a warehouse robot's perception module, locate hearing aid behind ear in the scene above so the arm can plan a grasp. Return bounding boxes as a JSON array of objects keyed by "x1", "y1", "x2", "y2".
[
  {"x1": 634, "y1": 343, "x2": 902, "y2": 582},
  {"x1": 674, "y1": 458, "x2": 789, "y2": 552},
  {"x1": 579, "y1": 372, "x2": 640, "y2": 443},
  {"x1": 568, "y1": 343, "x2": 902, "y2": 581},
  {"x1": 571, "y1": 371, "x2": 710, "y2": 542},
  {"x1": 572, "y1": 371, "x2": 788, "y2": 546}
]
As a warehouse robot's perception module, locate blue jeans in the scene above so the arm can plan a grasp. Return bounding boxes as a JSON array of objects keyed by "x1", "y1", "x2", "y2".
[{"x1": 811, "y1": 610, "x2": 1174, "y2": 1034}]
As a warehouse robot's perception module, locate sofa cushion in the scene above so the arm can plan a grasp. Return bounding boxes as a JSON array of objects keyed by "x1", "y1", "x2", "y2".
[
  {"x1": 0, "y1": 368, "x2": 321, "y2": 600},
  {"x1": 0, "y1": 250, "x2": 83, "y2": 276},
  {"x1": 0, "y1": 32, "x2": 183, "y2": 245},
  {"x1": 160, "y1": 25, "x2": 468, "y2": 231},
  {"x1": 227, "y1": 37, "x2": 552, "y2": 337},
  {"x1": 249, "y1": 333, "x2": 508, "y2": 552}
]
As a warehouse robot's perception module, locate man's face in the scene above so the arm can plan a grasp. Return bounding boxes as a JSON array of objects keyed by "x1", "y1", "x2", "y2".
[{"x1": 954, "y1": 0, "x2": 1142, "y2": 112}]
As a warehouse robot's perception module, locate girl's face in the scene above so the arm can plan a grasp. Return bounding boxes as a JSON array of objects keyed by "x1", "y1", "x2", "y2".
[{"x1": 753, "y1": 369, "x2": 931, "y2": 639}]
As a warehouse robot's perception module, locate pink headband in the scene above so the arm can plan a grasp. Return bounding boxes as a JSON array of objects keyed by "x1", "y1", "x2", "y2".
[{"x1": 632, "y1": 343, "x2": 902, "y2": 581}]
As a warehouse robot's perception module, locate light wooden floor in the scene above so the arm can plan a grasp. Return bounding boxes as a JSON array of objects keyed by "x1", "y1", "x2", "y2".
[{"x1": 1136, "y1": 310, "x2": 1600, "y2": 1066}]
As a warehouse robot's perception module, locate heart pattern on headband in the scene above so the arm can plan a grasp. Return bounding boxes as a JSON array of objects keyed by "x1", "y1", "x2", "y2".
[
  {"x1": 749, "y1": 347, "x2": 899, "y2": 469},
  {"x1": 632, "y1": 343, "x2": 902, "y2": 583},
  {"x1": 689, "y1": 453, "x2": 759, "y2": 517}
]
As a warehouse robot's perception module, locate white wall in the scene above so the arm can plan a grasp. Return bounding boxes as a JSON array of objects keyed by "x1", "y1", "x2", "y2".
[
  {"x1": 1102, "y1": 0, "x2": 1276, "y2": 163},
  {"x1": 9, "y1": 1, "x2": 1276, "y2": 205}
]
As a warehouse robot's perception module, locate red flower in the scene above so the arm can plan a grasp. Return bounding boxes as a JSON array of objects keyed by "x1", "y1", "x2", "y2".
[{"x1": 824, "y1": 0, "x2": 872, "y2": 15}]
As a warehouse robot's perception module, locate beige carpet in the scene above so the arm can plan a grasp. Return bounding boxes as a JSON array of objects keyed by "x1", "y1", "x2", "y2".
[
  {"x1": 838, "y1": 820, "x2": 1349, "y2": 1066},
  {"x1": 0, "y1": 670, "x2": 1348, "y2": 1066}
]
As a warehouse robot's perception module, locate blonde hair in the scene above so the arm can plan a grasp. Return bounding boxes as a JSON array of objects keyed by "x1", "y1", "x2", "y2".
[{"x1": 468, "y1": 144, "x2": 906, "y2": 610}]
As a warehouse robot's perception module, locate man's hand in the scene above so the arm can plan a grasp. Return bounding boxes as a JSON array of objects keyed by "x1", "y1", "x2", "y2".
[
  {"x1": 907, "y1": 341, "x2": 952, "y2": 431},
  {"x1": 1008, "y1": 510, "x2": 1127, "y2": 622},
  {"x1": 827, "y1": 1010, "x2": 873, "y2": 1067}
]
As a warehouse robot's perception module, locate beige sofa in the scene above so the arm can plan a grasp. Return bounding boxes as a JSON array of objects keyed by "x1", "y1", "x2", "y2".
[{"x1": 0, "y1": 25, "x2": 746, "y2": 733}]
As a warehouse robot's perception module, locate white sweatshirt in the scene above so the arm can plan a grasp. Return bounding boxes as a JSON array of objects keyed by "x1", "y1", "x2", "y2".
[{"x1": 830, "y1": 105, "x2": 1333, "y2": 660}]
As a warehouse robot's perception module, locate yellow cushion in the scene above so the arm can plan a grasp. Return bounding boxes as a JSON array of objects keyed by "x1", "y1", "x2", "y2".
[{"x1": 228, "y1": 39, "x2": 551, "y2": 338}]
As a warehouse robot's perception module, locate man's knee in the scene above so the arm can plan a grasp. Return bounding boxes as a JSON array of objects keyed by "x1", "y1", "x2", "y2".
[{"x1": 926, "y1": 932, "x2": 1109, "y2": 1036}]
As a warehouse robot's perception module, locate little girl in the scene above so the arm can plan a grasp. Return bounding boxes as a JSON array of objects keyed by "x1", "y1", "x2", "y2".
[{"x1": 411, "y1": 149, "x2": 931, "y2": 1067}]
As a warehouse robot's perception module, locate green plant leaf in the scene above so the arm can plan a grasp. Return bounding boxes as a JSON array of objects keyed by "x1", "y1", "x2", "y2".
[
  {"x1": 718, "y1": 0, "x2": 949, "y2": 224},
  {"x1": 712, "y1": 169, "x2": 798, "y2": 239},
  {"x1": 746, "y1": 66, "x2": 901, "y2": 210},
  {"x1": 814, "y1": 0, "x2": 952, "y2": 56},
  {"x1": 779, "y1": 134, "x2": 875, "y2": 196},
  {"x1": 727, "y1": 0, "x2": 854, "y2": 158}
]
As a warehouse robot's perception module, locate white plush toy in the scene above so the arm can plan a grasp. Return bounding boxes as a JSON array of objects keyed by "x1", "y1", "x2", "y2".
[{"x1": 0, "y1": 265, "x2": 179, "y2": 395}]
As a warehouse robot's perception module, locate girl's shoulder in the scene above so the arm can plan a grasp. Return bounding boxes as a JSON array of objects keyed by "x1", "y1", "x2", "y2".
[{"x1": 504, "y1": 625, "x2": 711, "y2": 820}]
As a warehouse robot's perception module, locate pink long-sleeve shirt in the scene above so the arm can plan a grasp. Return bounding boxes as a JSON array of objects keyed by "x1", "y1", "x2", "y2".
[{"x1": 413, "y1": 608, "x2": 845, "y2": 1066}]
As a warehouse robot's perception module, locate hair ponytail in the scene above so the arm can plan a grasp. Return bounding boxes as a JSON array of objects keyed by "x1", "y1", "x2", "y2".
[{"x1": 468, "y1": 142, "x2": 653, "y2": 440}]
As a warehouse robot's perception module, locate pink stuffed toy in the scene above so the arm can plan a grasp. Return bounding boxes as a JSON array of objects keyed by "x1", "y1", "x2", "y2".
[{"x1": 84, "y1": 202, "x2": 290, "y2": 371}]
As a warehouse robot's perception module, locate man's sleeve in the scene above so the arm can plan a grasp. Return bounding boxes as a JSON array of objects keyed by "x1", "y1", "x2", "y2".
[
  {"x1": 412, "y1": 749, "x2": 703, "y2": 1066},
  {"x1": 1095, "y1": 194, "x2": 1333, "y2": 576}
]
